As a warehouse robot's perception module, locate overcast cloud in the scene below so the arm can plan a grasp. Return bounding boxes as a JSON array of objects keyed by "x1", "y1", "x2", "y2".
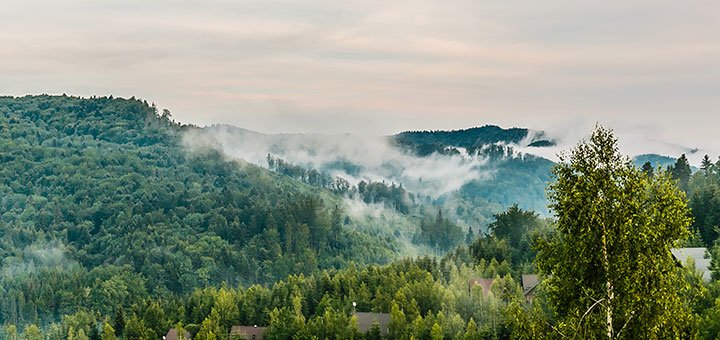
[{"x1": 2, "y1": 0, "x2": 719, "y2": 161}]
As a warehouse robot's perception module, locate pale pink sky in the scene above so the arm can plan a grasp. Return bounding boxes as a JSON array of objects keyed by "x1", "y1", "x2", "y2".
[{"x1": 2, "y1": 0, "x2": 719, "y2": 158}]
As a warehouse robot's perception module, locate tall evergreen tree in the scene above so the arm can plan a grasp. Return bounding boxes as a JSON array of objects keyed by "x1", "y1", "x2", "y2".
[
  {"x1": 537, "y1": 126, "x2": 695, "y2": 339},
  {"x1": 465, "y1": 227, "x2": 475, "y2": 245},
  {"x1": 488, "y1": 204, "x2": 540, "y2": 249},
  {"x1": 671, "y1": 154, "x2": 692, "y2": 192},
  {"x1": 640, "y1": 161, "x2": 653, "y2": 178},
  {"x1": 113, "y1": 307, "x2": 125, "y2": 337},
  {"x1": 89, "y1": 323, "x2": 101, "y2": 340},
  {"x1": 701, "y1": 155, "x2": 713, "y2": 173}
]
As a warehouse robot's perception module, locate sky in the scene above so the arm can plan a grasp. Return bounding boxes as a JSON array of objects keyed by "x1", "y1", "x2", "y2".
[{"x1": 2, "y1": 0, "x2": 719, "y2": 160}]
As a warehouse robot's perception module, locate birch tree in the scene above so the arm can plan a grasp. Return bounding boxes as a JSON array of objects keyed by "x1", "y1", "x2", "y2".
[{"x1": 536, "y1": 126, "x2": 695, "y2": 339}]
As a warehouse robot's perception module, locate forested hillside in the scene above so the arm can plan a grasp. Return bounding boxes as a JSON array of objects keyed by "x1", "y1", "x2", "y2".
[
  {"x1": 391, "y1": 126, "x2": 554, "y2": 156},
  {"x1": 4, "y1": 96, "x2": 720, "y2": 339},
  {"x1": 0, "y1": 95, "x2": 399, "y2": 327}
]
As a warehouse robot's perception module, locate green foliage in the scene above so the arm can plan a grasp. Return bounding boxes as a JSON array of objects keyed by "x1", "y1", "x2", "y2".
[
  {"x1": 487, "y1": 204, "x2": 547, "y2": 265},
  {"x1": 123, "y1": 315, "x2": 151, "y2": 340},
  {"x1": 392, "y1": 125, "x2": 539, "y2": 154},
  {"x1": 413, "y1": 209, "x2": 464, "y2": 251},
  {"x1": 640, "y1": 161, "x2": 654, "y2": 177},
  {"x1": 21, "y1": 325, "x2": 42, "y2": 340},
  {"x1": 0, "y1": 95, "x2": 397, "y2": 327},
  {"x1": 100, "y1": 322, "x2": 116, "y2": 340},
  {"x1": 687, "y1": 155, "x2": 720, "y2": 246},
  {"x1": 671, "y1": 154, "x2": 693, "y2": 192},
  {"x1": 537, "y1": 126, "x2": 695, "y2": 338},
  {"x1": 4, "y1": 96, "x2": 720, "y2": 339},
  {"x1": 459, "y1": 153, "x2": 555, "y2": 214},
  {"x1": 699, "y1": 296, "x2": 720, "y2": 339},
  {"x1": 113, "y1": 307, "x2": 125, "y2": 337}
]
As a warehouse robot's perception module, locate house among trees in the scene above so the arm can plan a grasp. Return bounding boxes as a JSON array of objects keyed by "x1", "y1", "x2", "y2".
[
  {"x1": 671, "y1": 247, "x2": 711, "y2": 281},
  {"x1": 467, "y1": 278, "x2": 496, "y2": 296},
  {"x1": 521, "y1": 274, "x2": 539, "y2": 303},
  {"x1": 354, "y1": 312, "x2": 391, "y2": 336},
  {"x1": 164, "y1": 328, "x2": 191, "y2": 340},
  {"x1": 230, "y1": 325, "x2": 267, "y2": 340}
]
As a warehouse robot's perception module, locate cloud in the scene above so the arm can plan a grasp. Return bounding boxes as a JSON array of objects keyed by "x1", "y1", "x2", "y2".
[
  {"x1": 184, "y1": 126, "x2": 490, "y2": 197},
  {"x1": 1, "y1": 242, "x2": 78, "y2": 278},
  {"x1": 2, "y1": 0, "x2": 719, "y2": 157},
  {"x1": 517, "y1": 118, "x2": 709, "y2": 166}
]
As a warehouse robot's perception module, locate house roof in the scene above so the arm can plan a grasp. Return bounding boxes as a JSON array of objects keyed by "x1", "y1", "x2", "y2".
[
  {"x1": 164, "y1": 328, "x2": 191, "y2": 340},
  {"x1": 671, "y1": 247, "x2": 711, "y2": 281},
  {"x1": 522, "y1": 274, "x2": 539, "y2": 296},
  {"x1": 230, "y1": 325, "x2": 267, "y2": 340},
  {"x1": 468, "y1": 278, "x2": 495, "y2": 296},
  {"x1": 354, "y1": 312, "x2": 390, "y2": 335}
]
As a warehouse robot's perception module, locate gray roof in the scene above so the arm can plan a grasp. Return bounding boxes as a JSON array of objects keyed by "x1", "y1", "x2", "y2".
[
  {"x1": 522, "y1": 274, "x2": 539, "y2": 295},
  {"x1": 354, "y1": 312, "x2": 390, "y2": 335},
  {"x1": 230, "y1": 325, "x2": 266, "y2": 340},
  {"x1": 671, "y1": 247, "x2": 711, "y2": 281}
]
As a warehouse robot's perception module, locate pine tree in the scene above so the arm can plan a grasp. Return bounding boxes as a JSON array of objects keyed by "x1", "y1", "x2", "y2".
[
  {"x1": 702, "y1": 155, "x2": 713, "y2": 173},
  {"x1": 22, "y1": 325, "x2": 43, "y2": 340},
  {"x1": 113, "y1": 307, "x2": 125, "y2": 337},
  {"x1": 89, "y1": 323, "x2": 101, "y2": 340},
  {"x1": 6, "y1": 325, "x2": 17, "y2": 340},
  {"x1": 640, "y1": 161, "x2": 654, "y2": 177},
  {"x1": 100, "y1": 323, "x2": 116, "y2": 340},
  {"x1": 465, "y1": 227, "x2": 475, "y2": 245},
  {"x1": 464, "y1": 318, "x2": 479, "y2": 339},
  {"x1": 123, "y1": 316, "x2": 150, "y2": 340},
  {"x1": 76, "y1": 329, "x2": 89, "y2": 340},
  {"x1": 430, "y1": 322, "x2": 443, "y2": 340},
  {"x1": 671, "y1": 154, "x2": 692, "y2": 192}
]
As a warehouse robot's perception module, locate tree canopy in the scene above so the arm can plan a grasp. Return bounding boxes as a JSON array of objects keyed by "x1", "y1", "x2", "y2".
[{"x1": 537, "y1": 126, "x2": 694, "y2": 338}]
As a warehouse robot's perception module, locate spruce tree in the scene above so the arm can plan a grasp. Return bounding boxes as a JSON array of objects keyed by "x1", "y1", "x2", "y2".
[
  {"x1": 465, "y1": 227, "x2": 475, "y2": 245},
  {"x1": 671, "y1": 154, "x2": 692, "y2": 192},
  {"x1": 701, "y1": 155, "x2": 713, "y2": 173},
  {"x1": 113, "y1": 307, "x2": 125, "y2": 337},
  {"x1": 640, "y1": 161, "x2": 653, "y2": 177}
]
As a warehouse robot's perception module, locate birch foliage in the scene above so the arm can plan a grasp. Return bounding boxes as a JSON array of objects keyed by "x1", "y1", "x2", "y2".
[{"x1": 536, "y1": 126, "x2": 695, "y2": 339}]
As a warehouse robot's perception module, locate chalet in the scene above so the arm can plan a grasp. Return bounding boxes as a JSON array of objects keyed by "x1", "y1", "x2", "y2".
[
  {"x1": 230, "y1": 325, "x2": 266, "y2": 340},
  {"x1": 671, "y1": 247, "x2": 711, "y2": 281},
  {"x1": 467, "y1": 278, "x2": 496, "y2": 296},
  {"x1": 522, "y1": 274, "x2": 539, "y2": 303},
  {"x1": 354, "y1": 312, "x2": 391, "y2": 336},
  {"x1": 163, "y1": 328, "x2": 191, "y2": 340}
]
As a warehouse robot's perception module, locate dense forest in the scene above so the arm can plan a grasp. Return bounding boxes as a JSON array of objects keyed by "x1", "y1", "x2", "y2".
[
  {"x1": 391, "y1": 126, "x2": 554, "y2": 157},
  {"x1": 0, "y1": 95, "x2": 404, "y2": 329},
  {"x1": 3, "y1": 96, "x2": 720, "y2": 339}
]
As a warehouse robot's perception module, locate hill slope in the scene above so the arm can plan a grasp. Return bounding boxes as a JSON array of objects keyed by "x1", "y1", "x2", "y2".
[{"x1": 0, "y1": 95, "x2": 399, "y2": 325}]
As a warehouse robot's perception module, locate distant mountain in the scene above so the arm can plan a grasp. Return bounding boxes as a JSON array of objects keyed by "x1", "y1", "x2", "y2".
[
  {"x1": 391, "y1": 125, "x2": 555, "y2": 156},
  {"x1": 633, "y1": 153, "x2": 702, "y2": 174},
  {"x1": 634, "y1": 153, "x2": 679, "y2": 169}
]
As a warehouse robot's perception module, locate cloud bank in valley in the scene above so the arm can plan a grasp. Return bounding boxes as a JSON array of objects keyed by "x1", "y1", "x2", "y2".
[{"x1": 184, "y1": 126, "x2": 491, "y2": 197}]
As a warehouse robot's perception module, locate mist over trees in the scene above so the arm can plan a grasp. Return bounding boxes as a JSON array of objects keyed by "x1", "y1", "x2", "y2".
[
  {"x1": 0, "y1": 96, "x2": 397, "y2": 327},
  {"x1": 2, "y1": 96, "x2": 720, "y2": 339}
]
